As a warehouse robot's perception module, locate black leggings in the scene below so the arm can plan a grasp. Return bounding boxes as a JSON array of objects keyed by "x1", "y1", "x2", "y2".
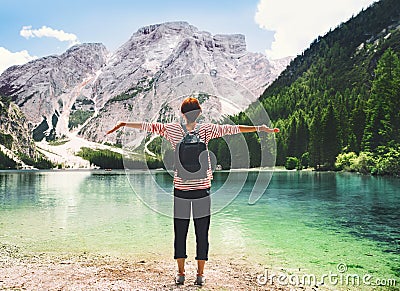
[{"x1": 174, "y1": 188, "x2": 211, "y2": 261}]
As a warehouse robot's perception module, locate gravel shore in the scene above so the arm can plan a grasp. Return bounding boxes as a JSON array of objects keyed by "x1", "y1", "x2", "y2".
[{"x1": 0, "y1": 244, "x2": 290, "y2": 290}]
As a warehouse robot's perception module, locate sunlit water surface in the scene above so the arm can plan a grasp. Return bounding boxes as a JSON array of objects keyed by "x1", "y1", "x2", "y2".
[{"x1": 0, "y1": 170, "x2": 399, "y2": 287}]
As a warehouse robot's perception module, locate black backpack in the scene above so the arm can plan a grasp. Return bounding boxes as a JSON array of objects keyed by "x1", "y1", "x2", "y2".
[{"x1": 174, "y1": 123, "x2": 209, "y2": 180}]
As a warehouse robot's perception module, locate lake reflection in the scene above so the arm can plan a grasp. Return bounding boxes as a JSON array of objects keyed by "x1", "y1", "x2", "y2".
[{"x1": 0, "y1": 170, "x2": 399, "y2": 280}]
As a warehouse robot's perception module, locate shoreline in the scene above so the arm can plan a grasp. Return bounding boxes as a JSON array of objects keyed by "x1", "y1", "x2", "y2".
[
  {"x1": 0, "y1": 166, "x2": 296, "y2": 173},
  {"x1": 0, "y1": 245, "x2": 293, "y2": 290}
]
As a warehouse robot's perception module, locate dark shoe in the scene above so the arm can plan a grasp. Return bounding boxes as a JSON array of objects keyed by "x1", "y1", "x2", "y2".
[
  {"x1": 194, "y1": 275, "x2": 205, "y2": 286},
  {"x1": 176, "y1": 274, "x2": 185, "y2": 285}
]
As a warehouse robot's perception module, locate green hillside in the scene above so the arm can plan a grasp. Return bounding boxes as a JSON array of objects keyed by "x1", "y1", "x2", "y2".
[
  {"x1": 225, "y1": 0, "x2": 400, "y2": 175},
  {"x1": 0, "y1": 95, "x2": 53, "y2": 169}
]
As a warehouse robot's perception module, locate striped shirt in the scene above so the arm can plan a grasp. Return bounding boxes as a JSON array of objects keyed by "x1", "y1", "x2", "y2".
[{"x1": 141, "y1": 122, "x2": 240, "y2": 190}]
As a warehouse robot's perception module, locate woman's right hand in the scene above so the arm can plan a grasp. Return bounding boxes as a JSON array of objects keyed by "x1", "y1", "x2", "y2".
[{"x1": 106, "y1": 121, "x2": 127, "y2": 135}]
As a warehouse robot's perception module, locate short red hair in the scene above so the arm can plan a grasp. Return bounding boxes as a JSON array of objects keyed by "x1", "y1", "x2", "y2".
[{"x1": 181, "y1": 97, "x2": 202, "y2": 123}]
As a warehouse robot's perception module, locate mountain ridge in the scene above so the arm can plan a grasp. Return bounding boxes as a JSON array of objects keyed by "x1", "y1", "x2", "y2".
[{"x1": 0, "y1": 21, "x2": 291, "y2": 168}]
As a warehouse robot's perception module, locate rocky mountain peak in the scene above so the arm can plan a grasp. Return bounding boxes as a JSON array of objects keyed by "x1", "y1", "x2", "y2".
[
  {"x1": 137, "y1": 21, "x2": 195, "y2": 35},
  {"x1": 213, "y1": 34, "x2": 246, "y2": 54},
  {"x1": 0, "y1": 43, "x2": 108, "y2": 137},
  {"x1": 0, "y1": 22, "x2": 291, "y2": 144}
]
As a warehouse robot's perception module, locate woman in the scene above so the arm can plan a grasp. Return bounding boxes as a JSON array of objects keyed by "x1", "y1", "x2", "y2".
[{"x1": 106, "y1": 97, "x2": 279, "y2": 286}]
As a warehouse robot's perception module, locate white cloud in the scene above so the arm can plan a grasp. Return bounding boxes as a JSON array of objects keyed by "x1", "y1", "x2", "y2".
[
  {"x1": 255, "y1": 0, "x2": 377, "y2": 59},
  {"x1": 0, "y1": 47, "x2": 37, "y2": 74},
  {"x1": 20, "y1": 25, "x2": 79, "y2": 46}
]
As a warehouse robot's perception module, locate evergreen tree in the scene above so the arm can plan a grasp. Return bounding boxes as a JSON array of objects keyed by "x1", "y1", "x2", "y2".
[
  {"x1": 217, "y1": 138, "x2": 231, "y2": 169},
  {"x1": 309, "y1": 107, "x2": 323, "y2": 169},
  {"x1": 286, "y1": 116, "x2": 298, "y2": 157},
  {"x1": 362, "y1": 102, "x2": 387, "y2": 152},
  {"x1": 350, "y1": 96, "x2": 366, "y2": 153},
  {"x1": 295, "y1": 111, "x2": 309, "y2": 157},
  {"x1": 320, "y1": 102, "x2": 340, "y2": 169},
  {"x1": 274, "y1": 119, "x2": 287, "y2": 165},
  {"x1": 363, "y1": 48, "x2": 400, "y2": 151},
  {"x1": 335, "y1": 92, "x2": 350, "y2": 150}
]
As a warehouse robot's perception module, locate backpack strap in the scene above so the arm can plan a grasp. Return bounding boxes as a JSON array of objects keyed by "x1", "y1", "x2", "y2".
[{"x1": 181, "y1": 123, "x2": 188, "y2": 134}]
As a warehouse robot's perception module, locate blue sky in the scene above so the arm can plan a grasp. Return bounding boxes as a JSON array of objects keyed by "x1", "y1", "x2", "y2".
[{"x1": 0, "y1": 0, "x2": 376, "y2": 73}]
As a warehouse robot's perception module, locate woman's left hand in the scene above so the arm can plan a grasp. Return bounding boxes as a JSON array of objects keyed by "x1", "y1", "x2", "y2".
[{"x1": 259, "y1": 125, "x2": 280, "y2": 133}]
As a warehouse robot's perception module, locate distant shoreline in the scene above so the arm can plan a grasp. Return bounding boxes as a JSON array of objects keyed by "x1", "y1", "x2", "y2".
[
  {"x1": 3, "y1": 167, "x2": 387, "y2": 178},
  {"x1": 0, "y1": 167, "x2": 342, "y2": 176},
  {"x1": 0, "y1": 166, "x2": 295, "y2": 173}
]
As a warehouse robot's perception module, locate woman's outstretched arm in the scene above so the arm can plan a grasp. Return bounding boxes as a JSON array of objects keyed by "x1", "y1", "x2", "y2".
[
  {"x1": 106, "y1": 121, "x2": 279, "y2": 135},
  {"x1": 239, "y1": 124, "x2": 280, "y2": 133},
  {"x1": 106, "y1": 121, "x2": 142, "y2": 134}
]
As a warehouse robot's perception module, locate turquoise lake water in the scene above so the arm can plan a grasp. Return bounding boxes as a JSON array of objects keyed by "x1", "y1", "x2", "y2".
[{"x1": 0, "y1": 170, "x2": 399, "y2": 288}]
